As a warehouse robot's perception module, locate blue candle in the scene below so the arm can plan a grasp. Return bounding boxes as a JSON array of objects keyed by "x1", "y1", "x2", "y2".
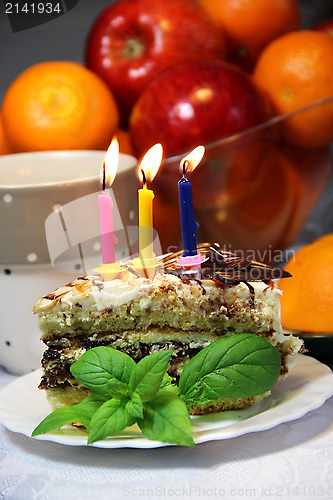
[{"x1": 178, "y1": 160, "x2": 199, "y2": 257}]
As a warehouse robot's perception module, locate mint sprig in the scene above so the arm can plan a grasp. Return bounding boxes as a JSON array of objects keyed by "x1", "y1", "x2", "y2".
[
  {"x1": 137, "y1": 391, "x2": 194, "y2": 447},
  {"x1": 179, "y1": 334, "x2": 281, "y2": 404},
  {"x1": 32, "y1": 334, "x2": 281, "y2": 446},
  {"x1": 87, "y1": 396, "x2": 136, "y2": 444},
  {"x1": 129, "y1": 350, "x2": 172, "y2": 401},
  {"x1": 31, "y1": 394, "x2": 107, "y2": 436},
  {"x1": 70, "y1": 347, "x2": 135, "y2": 397}
]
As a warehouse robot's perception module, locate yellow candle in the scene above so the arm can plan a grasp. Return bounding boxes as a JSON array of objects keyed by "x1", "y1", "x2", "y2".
[
  {"x1": 139, "y1": 184, "x2": 154, "y2": 260},
  {"x1": 136, "y1": 143, "x2": 163, "y2": 268}
]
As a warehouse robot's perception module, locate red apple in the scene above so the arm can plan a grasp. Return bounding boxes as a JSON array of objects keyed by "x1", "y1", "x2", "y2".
[
  {"x1": 312, "y1": 19, "x2": 333, "y2": 38},
  {"x1": 129, "y1": 59, "x2": 270, "y2": 158},
  {"x1": 85, "y1": 0, "x2": 226, "y2": 127}
]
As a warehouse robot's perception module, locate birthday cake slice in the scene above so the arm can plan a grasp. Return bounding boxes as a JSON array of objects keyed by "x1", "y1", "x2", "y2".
[{"x1": 33, "y1": 243, "x2": 303, "y2": 415}]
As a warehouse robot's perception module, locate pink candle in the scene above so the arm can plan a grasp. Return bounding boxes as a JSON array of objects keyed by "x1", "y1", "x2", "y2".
[{"x1": 98, "y1": 138, "x2": 119, "y2": 264}]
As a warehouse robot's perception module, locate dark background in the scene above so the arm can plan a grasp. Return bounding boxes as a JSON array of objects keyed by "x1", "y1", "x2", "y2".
[{"x1": 0, "y1": 0, "x2": 333, "y2": 103}]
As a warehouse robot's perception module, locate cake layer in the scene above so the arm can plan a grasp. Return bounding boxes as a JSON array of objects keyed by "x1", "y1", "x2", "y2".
[
  {"x1": 34, "y1": 274, "x2": 283, "y2": 341},
  {"x1": 43, "y1": 384, "x2": 269, "y2": 415},
  {"x1": 39, "y1": 326, "x2": 302, "y2": 397},
  {"x1": 40, "y1": 334, "x2": 207, "y2": 389}
]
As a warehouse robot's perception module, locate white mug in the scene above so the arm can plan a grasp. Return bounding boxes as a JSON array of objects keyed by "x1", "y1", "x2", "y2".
[{"x1": 0, "y1": 151, "x2": 138, "y2": 374}]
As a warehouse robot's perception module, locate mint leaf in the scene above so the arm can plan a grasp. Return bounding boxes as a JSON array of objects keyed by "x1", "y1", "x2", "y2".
[
  {"x1": 125, "y1": 392, "x2": 144, "y2": 419},
  {"x1": 31, "y1": 394, "x2": 106, "y2": 436},
  {"x1": 70, "y1": 346, "x2": 135, "y2": 397},
  {"x1": 88, "y1": 397, "x2": 136, "y2": 444},
  {"x1": 129, "y1": 350, "x2": 172, "y2": 402},
  {"x1": 107, "y1": 378, "x2": 129, "y2": 398},
  {"x1": 179, "y1": 334, "x2": 281, "y2": 403},
  {"x1": 160, "y1": 374, "x2": 180, "y2": 395},
  {"x1": 32, "y1": 335, "x2": 282, "y2": 447},
  {"x1": 138, "y1": 391, "x2": 194, "y2": 447}
]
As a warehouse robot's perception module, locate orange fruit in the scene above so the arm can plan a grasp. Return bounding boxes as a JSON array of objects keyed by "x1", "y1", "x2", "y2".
[
  {"x1": 279, "y1": 234, "x2": 333, "y2": 332},
  {"x1": 253, "y1": 31, "x2": 333, "y2": 148},
  {"x1": 2, "y1": 61, "x2": 119, "y2": 152},
  {"x1": 116, "y1": 129, "x2": 135, "y2": 157},
  {"x1": 0, "y1": 112, "x2": 12, "y2": 155},
  {"x1": 197, "y1": 0, "x2": 300, "y2": 70}
]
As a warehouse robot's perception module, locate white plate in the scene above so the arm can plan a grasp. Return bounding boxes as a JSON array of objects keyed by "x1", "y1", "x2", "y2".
[{"x1": 0, "y1": 355, "x2": 332, "y2": 449}]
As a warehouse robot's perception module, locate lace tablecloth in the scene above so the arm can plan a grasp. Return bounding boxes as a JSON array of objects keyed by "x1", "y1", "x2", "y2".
[{"x1": 0, "y1": 364, "x2": 333, "y2": 500}]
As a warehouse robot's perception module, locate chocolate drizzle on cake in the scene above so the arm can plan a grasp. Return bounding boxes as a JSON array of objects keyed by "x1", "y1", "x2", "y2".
[{"x1": 162, "y1": 243, "x2": 291, "y2": 289}]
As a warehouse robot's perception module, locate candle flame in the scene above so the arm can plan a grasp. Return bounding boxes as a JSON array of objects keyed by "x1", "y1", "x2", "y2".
[
  {"x1": 101, "y1": 137, "x2": 119, "y2": 190},
  {"x1": 138, "y1": 143, "x2": 163, "y2": 185},
  {"x1": 180, "y1": 145, "x2": 205, "y2": 175}
]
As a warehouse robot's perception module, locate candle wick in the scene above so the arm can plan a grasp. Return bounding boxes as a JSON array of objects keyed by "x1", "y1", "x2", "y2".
[
  {"x1": 102, "y1": 161, "x2": 106, "y2": 192},
  {"x1": 141, "y1": 167, "x2": 147, "y2": 187},
  {"x1": 182, "y1": 160, "x2": 189, "y2": 178}
]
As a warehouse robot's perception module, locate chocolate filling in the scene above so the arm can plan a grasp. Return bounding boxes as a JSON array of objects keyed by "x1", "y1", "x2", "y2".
[{"x1": 39, "y1": 340, "x2": 202, "y2": 390}]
